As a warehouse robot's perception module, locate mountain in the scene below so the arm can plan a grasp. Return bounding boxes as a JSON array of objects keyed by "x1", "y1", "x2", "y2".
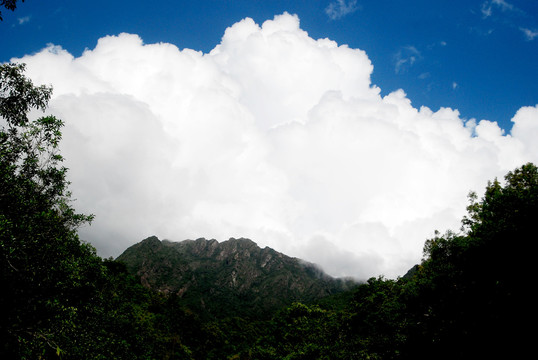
[{"x1": 116, "y1": 236, "x2": 358, "y2": 319}]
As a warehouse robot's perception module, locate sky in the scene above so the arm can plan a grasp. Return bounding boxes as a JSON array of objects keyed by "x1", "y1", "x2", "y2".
[{"x1": 1, "y1": 1, "x2": 537, "y2": 279}]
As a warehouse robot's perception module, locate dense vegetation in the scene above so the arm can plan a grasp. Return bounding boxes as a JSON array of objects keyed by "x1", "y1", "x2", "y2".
[
  {"x1": 117, "y1": 236, "x2": 357, "y2": 321},
  {"x1": 1, "y1": 64, "x2": 534, "y2": 359}
]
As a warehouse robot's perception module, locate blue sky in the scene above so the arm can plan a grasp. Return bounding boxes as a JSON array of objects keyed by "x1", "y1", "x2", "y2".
[
  {"x1": 2, "y1": 1, "x2": 538, "y2": 278},
  {"x1": 2, "y1": 0, "x2": 537, "y2": 131}
]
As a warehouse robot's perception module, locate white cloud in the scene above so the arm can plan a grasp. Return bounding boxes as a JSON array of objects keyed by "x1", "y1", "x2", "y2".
[
  {"x1": 481, "y1": 3, "x2": 493, "y2": 18},
  {"x1": 520, "y1": 27, "x2": 538, "y2": 41},
  {"x1": 481, "y1": 0, "x2": 516, "y2": 18},
  {"x1": 418, "y1": 72, "x2": 430, "y2": 80},
  {"x1": 492, "y1": 0, "x2": 514, "y2": 12},
  {"x1": 12, "y1": 13, "x2": 538, "y2": 280},
  {"x1": 17, "y1": 16, "x2": 30, "y2": 25},
  {"x1": 325, "y1": 0, "x2": 359, "y2": 20},
  {"x1": 480, "y1": 0, "x2": 536, "y2": 42},
  {"x1": 394, "y1": 46, "x2": 421, "y2": 74},
  {"x1": 510, "y1": 106, "x2": 538, "y2": 155}
]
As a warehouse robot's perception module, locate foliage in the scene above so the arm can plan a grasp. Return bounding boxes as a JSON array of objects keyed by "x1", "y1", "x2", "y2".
[
  {"x1": 117, "y1": 236, "x2": 356, "y2": 321},
  {"x1": 404, "y1": 163, "x2": 538, "y2": 358},
  {"x1": 242, "y1": 163, "x2": 537, "y2": 359},
  {"x1": 1, "y1": 62, "x2": 95, "y2": 358},
  {"x1": 0, "y1": 63, "x2": 199, "y2": 359},
  {"x1": 245, "y1": 302, "x2": 346, "y2": 360},
  {"x1": 0, "y1": 0, "x2": 24, "y2": 21}
]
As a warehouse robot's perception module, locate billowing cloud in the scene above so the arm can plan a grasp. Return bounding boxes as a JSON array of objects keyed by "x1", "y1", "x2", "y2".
[{"x1": 12, "y1": 13, "x2": 538, "y2": 280}]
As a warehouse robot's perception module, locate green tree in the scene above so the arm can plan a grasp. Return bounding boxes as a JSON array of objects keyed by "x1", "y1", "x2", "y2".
[
  {"x1": 248, "y1": 302, "x2": 350, "y2": 360},
  {"x1": 0, "y1": 63, "x2": 96, "y2": 358},
  {"x1": 0, "y1": 63, "x2": 201, "y2": 359},
  {"x1": 347, "y1": 277, "x2": 407, "y2": 359},
  {"x1": 402, "y1": 163, "x2": 538, "y2": 359}
]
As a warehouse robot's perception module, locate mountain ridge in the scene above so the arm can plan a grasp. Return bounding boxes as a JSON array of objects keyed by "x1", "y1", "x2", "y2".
[{"x1": 117, "y1": 236, "x2": 358, "y2": 319}]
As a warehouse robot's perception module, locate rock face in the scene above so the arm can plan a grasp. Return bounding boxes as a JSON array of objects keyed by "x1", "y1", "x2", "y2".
[{"x1": 117, "y1": 236, "x2": 357, "y2": 319}]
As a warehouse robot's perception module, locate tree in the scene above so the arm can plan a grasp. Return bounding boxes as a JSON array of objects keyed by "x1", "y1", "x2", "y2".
[
  {"x1": 0, "y1": 63, "x2": 96, "y2": 358},
  {"x1": 402, "y1": 163, "x2": 538, "y2": 359},
  {"x1": 246, "y1": 302, "x2": 351, "y2": 359},
  {"x1": 463, "y1": 163, "x2": 538, "y2": 243},
  {"x1": 0, "y1": 63, "x2": 202, "y2": 360},
  {"x1": 0, "y1": 0, "x2": 24, "y2": 20},
  {"x1": 347, "y1": 277, "x2": 407, "y2": 359}
]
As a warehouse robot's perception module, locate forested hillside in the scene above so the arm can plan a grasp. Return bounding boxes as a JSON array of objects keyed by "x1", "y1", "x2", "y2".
[
  {"x1": 1, "y1": 64, "x2": 535, "y2": 359},
  {"x1": 117, "y1": 236, "x2": 356, "y2": 320}
]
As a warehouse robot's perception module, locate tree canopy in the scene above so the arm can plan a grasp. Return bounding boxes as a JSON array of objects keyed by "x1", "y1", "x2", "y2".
[
  {"x1": 1, "y1": 62, "x2": 95, "y2": 357},
  {"x1": 0, "y1": 64, "x2": 198, "y2": 359},
  {"x1": 0, "y1": 0, "x2": 24, "y2": 20}
]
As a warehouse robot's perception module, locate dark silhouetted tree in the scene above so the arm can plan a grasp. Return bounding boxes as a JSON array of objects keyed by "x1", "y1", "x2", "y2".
[{"x1": 1, "y1": 0, "x2": 24, "y2": 20}]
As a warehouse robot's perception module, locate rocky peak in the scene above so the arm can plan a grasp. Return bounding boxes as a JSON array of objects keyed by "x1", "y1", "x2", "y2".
[{"x1": 117, "y1": 236, "x2": 357, "y2": 320}]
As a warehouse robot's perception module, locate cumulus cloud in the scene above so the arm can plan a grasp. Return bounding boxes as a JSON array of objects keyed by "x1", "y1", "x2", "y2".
[{"x1": 12, "y1": 13, "x2": 538, "y2": 280}]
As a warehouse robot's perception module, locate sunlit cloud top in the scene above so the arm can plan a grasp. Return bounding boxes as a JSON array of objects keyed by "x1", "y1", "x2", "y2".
[{"x1": 6, "y1": 10, "x2": 538, "y2": 280}]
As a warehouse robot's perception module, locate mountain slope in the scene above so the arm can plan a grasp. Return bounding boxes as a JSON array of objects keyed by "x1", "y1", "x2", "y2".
[{"x1": 117, "y1": 236, "x2": 357, "y2": 319}]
